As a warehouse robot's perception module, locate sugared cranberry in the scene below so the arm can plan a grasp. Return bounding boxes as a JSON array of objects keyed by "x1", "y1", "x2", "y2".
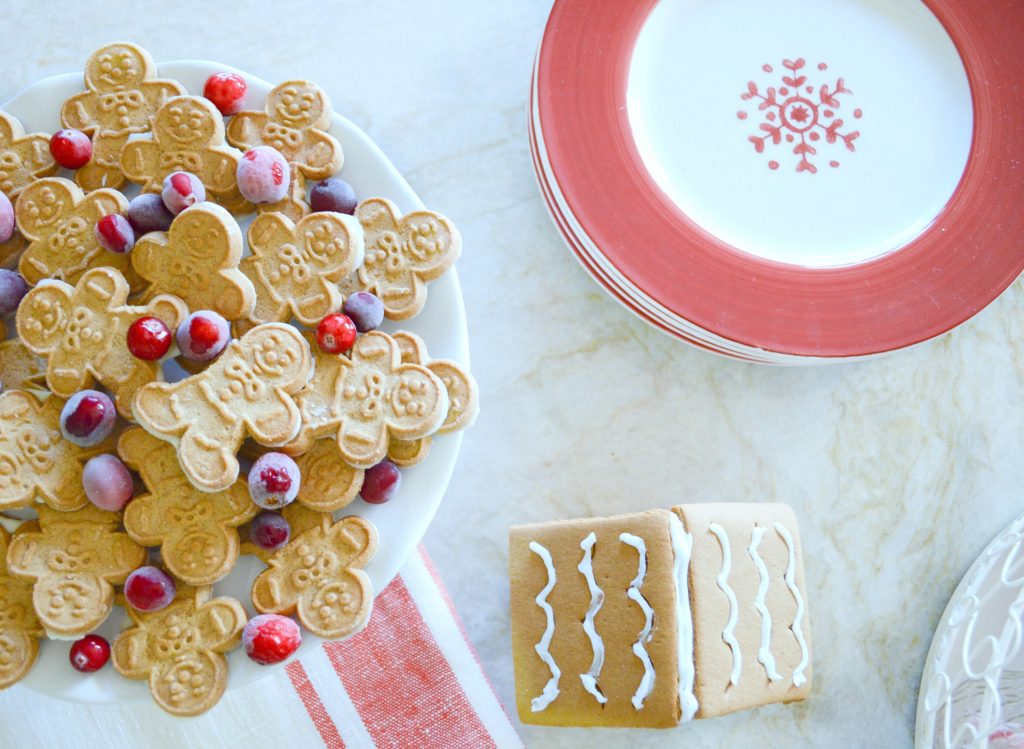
[
  {"x1": 127, "y1": 193, "x2": 174, "y2": 235},
  {"x1": 236, "y1": 147, "x2": 289, "y2": 204},
  {"x1": 161, "y1": 171, "x2": 206, "y2": 215},
  {"x1": 0, "y1": 192, "x2": 14, "y2": 244},
  {"x1": 94, "y1": 213, "x2": 135, "y2": 254},
  {"x1": 69, "y1": 634, "x2": 110, "y2": 673},
  {"x1": 203, "y1": 72, "x2": 247, "y2": 116},
  {"x1": 175, "y1": 310, "x2": 230, "y2": 362},
  {"x1": 124, "y1": 566, "x2": 176, "y2": 612},
  {"x1": 0, "y1": 269, "x2": 29, "y2": 315},
  {"x1": 82, "y1": 454, "x2": 134, "y2": 512},
  {"x1": 309, "y1": 178, "x2": 357, "y2": 215},
  {"x1": 360, "y1": 459, "x2": 401, "y2": 504},
  {"x1": 49, "y1": 129, "x2": 93, "y2": 169},
  {"x1": 60, "y1": 390, "x2": 116, "y2": 447},
  {"x1": 127, "y1": 316, "x2": 172, "y2": 360},
  {"x1": 243, "y1": 614, "x2": 302, "y2": 665},
  {"x1": 250, "y1": 511, "x2": 291, "y2": 552},
  {"x1": 342, "y1": 292, "x2": 384, "y2": 332},
  {"x1": 315, "y1": 313, "x2": 357, "y2": 354},
  {"x1": 248, "y1": 453, "x2": 300, "y2": 510}
]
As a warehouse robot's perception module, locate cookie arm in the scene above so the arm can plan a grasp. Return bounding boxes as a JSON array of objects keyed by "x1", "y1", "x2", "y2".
[
  {"x1": 295, "y1": 130, "x2": 343, "y2": 178},
  {"x1": 225, "y1": 112, "x2": 265, "y2": 151},
  {"x1": 119, "y1": 140, "x2": 162, "y2": 192},
  {"x1": 60, "y1": 93, "x2": 98, "y2": 133}
]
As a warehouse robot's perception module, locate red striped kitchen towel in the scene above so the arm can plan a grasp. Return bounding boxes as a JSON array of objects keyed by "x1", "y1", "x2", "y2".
[{"x1": 0, "y1": 546, "x2": 522, "y2": 749}]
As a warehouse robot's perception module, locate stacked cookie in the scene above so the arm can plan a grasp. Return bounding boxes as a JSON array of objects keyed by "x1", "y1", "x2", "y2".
[{"x1": 0, "y1": 42, "x2": 476, "y2": 716}]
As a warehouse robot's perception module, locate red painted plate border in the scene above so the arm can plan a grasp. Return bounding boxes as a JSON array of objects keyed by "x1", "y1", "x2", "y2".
[{"x1": 537, "y1": 0, "x2": 1024, "y2": 357}]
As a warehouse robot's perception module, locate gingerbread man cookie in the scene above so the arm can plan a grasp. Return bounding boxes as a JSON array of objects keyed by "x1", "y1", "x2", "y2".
[
  {"x1": 290, "y1": 330, "x2": 448, "y2": 469},
  {"x1": 240, "y1": 211, "x2": 364, "y2": 328},
  {"x1": 131, "y1": 202, "x2": 256, "y2": 321},
  {"x1": 348, "y1": 198, "x2": 461, "y2": 320},
  {"x1": 226, "y1": 80, "x2": 343, "y2": 220},
  {"x1": 16, "y1": 177, "x2": 138, "y2": 289},
  {"x1": 0, "y1": 389, "x2": 114, "y2": 512},
  {"x1": 132, "y1": 323, "x2": 313, "y2": 493},
  {"x1": 0, "y1": 524, "x2": 44, "y2": 690},
  {"x1": 0, "y1": 111, "x2": 57, "y2": 199},
  {"x1": 121, "y1": 95, "x2": 246, "y2": 211},
  {"x1": 251, "y1": 515, "x2": 377, "y2": 639},
  {"x1": 61, "y1": 42, "x2": 185, "y2": 191},
  {"x1": 119, "y1": 428, "x2": 257, "y2": 586},
  {"x1": 16, "y1": 267, "x2": 187, "y2": 418},
  {"x1": 112, "y1": 585, "x2": 247, "y2": 716},
  {"x1": 6, "y1": 505, "x2": 146, "y2": 639}
]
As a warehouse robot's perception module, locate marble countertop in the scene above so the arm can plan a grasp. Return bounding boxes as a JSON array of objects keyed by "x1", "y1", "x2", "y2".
[{"x1": 5, "y1": 1, "x2": 1024, "y2": 747}]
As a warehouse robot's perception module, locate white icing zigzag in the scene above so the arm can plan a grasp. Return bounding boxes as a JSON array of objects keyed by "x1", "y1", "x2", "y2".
[
  {"x1": 668, "y1": 513, "x2": 699, "y2": 722},
  {"x1": 577, "y1": 532, "x2": 607, "y2": 704},
  {"x1": 529, "y1": 541, "x2": 561, "y2": 711},
  {"x1": 620, "y1": 532, "x2": 656, "y2": 710},
  {"x1": 709, "y1": 523, "x2": 742, "y2": 687},
  {"x1": 774, "y1": 521, "x2": 810, "y2": 688},
  {"x1": 748, "y1": 526, "x2": 783, "y2": 681}
]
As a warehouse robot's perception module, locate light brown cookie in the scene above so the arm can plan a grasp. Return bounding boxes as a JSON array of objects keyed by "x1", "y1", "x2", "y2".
[
  {"x1": 226, "y1": 80, "x2": 343, "y2": 220},
  {"x1": 15, "y1": 177, "x2": 138, "y2": 289},
  {"x1": 121, "y1": 95, "x2": 247, "y2": 212},
  {"x1": 288, "y1": 330, "x2": 448, "y2": 468},
  {"x1": 240, "y1": 211, "x2": 364, "y2": 327},
  {"x1": 251, "y1": 514, "x2": 376, "y2": 639},
  {"x1": 60, "y1": 42, "x2": 186, "y2": 191},
  {"x1": 0, "y1": 111, "x2": 57, "y2": 199},
  {"x1": 0, "y1": 524, "x2": 44, "y2": 690},
  {"x1": 347, "y1": 198, "x2": 461, "y2": 320},
  {"x1": 16, "y1": 267, "x2": 187, "y2": 418},
  {"x1": 0, "y1": 389, "x2": 115, "y2": 512},
  {"x1": 0, "y1": 339, "x2": 47, "y2": 393},
  {"x1": 119, "y1": 427, "x2": 257, "y2": 586},
  {"x1": 132, "y1": 323, "x2": 313, "y2": 493},
  {"x1": 240, "y1": 501, "x2": 334, "y2": 563},
  {"x1": 387, "y1": 332, "x2": 478, "y2": 466},
  {"x1": 131, "y1": 202, "x2": 256, "y2": 321},
  {"x1": 6, "y1": 505, "x2": 146, "y2": 639},
  {"x1": 112, "y1": 585, "x2": 246, "y2": 716}
]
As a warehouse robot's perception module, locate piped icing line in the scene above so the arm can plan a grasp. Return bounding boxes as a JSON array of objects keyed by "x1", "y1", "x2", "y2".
[
  {"x1": 528, "y1": 541, "x2": 561, "y2": 711},
  {"x1": 668, "y1": 512, "x2": 699, "y2": 722},
  {"x1": 774, "y1": 521, "x2": 809, "y2": 688},
  {"x1": 708, "y1": 523, "x2": 742, "y2": 687},
  {"x1": 620, "y1": 532, "x2": 655, "y2": 710},
  {"x1": 577, "y1": 532, "x2": 607, "y2": 704},
  {"x1": 748, "y1": 526, "x2": 783, "y2": 682}
]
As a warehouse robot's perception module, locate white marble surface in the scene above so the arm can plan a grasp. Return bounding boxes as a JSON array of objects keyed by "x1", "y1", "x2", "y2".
[{"x1": 4, "y1": 2, "x2": 1024, "y2": 747}]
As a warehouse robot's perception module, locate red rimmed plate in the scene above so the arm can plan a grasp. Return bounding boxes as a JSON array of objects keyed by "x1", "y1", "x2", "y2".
[{"x1": 536, "y1": 0, "x2": 1024, "y2": 358}]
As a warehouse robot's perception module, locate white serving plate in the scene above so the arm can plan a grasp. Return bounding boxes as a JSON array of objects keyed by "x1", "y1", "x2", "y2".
[{"x1": 2, "y1": 59, "x2": 469, "y2": 704}]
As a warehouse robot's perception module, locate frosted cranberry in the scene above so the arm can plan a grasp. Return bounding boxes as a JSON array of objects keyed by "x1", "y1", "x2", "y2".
[
  {"x1": 248, "y1": 452, "x2": 300, "y2": 510},
  {"x1": 243, "y1": 614, "x2": 301, "y2": 665},
  {"x1": 236, "y1": 147, "x2": 289, "y2": 204},
  {"x1": 0, "y1": 192, "x2": 14, "y2": 243},
  {"x1": 127, "y1": 193, "x2": 173, "y2": 235},
  {"x1": 127, "y1": 316, "x2": 172, "y2": 360},
  {"x1": 175, "y1": 310, "x2": 230, "y2": 362},
  {"x1": 315, "y1": 313, "x2": 357, "y2": 354},
  {"x1": 94, "y1": 213, "x2": 135, "y2": 254},
  {"x1": 203, "y1": 72, "x2": 247, "y2": 116},
  {"x1": 124, "y1": 566, "x2": 176, "y2": 612},
  {"x1": 360, "y1": 460, "x2": 401, "y2": 504},
  {"x1": 0, "y1": 269, "x2": 29, "y2": 315},
  {"x1": 82, "y1": 454, "x2": 134, "y2": 511},
  {"x1": 69, "y1": 634, "x2": 110, "y2": 673},
  {"x1": 250, "y1": 511, "x2": 290, "y2": 552},
  {"x1": 161, "y1": 171, "x2": 206, "y2": 215},
  {"x1": 49, "y1": 129, "x2": 92, "y2": 169},
  {"x1": 60, "y1": 390, "x2": 116, "y2": 447},
  {"x1": 342, "y1": 292, "x2": 384, "y2": 332},
  {"x1": 309, "y1": 178, "x2": 357, "y2": 215}
]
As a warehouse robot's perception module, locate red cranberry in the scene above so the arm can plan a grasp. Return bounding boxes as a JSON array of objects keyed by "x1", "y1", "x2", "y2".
[
  {"x1": 124, "y1": 566, "x2": 176, "y2": 612},
  {"x1": 315, "y1": 313, "x2": 357, "y2": 354},
  {"x1": 360, "y1": 459, "x2": 401, "y2": 504},
  {"x1": 60, "y1": 390, "x2": 116, "y2": 447},
  {"x1": 243, "y1": 614, "x2": 302, "y2": 665},
  {"x1": 69, "y1": 634, "x2": 110, "y2": 673},
  {"x1": 127, "y1": 316, "x2": 172, "y2": 360},
  {"x1": 250, "y1": 512, "x2": 291, "y2": 552},
  {"x1": 203, "y1": 72, "x2": 248, "y2": 116},
  {"x1": 94, "y1": 213, "x2": 135, "y2": 254},
  {"x1": 49, "y1": 129, "x2": 93, "y2": 169}
]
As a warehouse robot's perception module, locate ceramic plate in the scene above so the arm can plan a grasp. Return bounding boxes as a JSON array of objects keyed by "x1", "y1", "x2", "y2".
[{"x1": 2, "y1": 59, "x2": 468, "y2": 704}]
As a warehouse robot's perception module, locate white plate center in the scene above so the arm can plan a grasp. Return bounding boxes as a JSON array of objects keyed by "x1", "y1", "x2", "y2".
[{"x1": 627, "y1": 0, "x2": 973, "y2": 267}]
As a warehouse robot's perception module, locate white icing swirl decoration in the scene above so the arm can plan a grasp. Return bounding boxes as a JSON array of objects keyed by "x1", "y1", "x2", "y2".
[
  {"x1": 774, "y1": 521, "x2": 809, "y2": 688},
  {"x1": 577, "y1": 531, "x2": 607, "y2": 704},
  {"x1": 748, "y1": 526, "x2": 782, "y2": 681},
  {"x1": 669, "y1": 512, "x2": 699, "y2": 722},
  {"x1": 709, "y1": 523, "x2": 742, "y2": 687},
  {"x1": 620, "y1": 532, "x2": 655, "y2": 710},
  {"x1": 529, "y1": 540, "x2": 561, "y2": 711}
]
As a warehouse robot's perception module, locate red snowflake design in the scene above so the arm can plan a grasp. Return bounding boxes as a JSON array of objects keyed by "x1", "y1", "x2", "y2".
[{"x1": 738, "y1": 59, "x2": 862, "y2": 174}]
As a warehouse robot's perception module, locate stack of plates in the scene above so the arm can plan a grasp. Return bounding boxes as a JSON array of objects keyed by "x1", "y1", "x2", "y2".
[{"x1": 529, "y1": 0, "x2": 1024, "y2": 363}]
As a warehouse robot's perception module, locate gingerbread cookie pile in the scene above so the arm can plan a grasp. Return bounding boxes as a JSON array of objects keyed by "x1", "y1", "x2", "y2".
[{"x1": 0, "y1": 42, "x2": 476, "y2": 717}]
